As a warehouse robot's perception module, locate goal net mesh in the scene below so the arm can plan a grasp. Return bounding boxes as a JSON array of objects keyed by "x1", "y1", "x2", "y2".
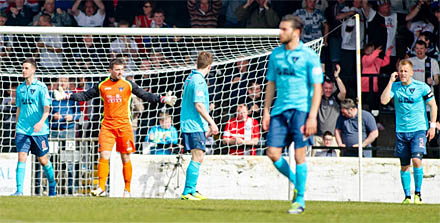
[{"x1": 0, "y1": 27, "x2": 323, "y2": 196}]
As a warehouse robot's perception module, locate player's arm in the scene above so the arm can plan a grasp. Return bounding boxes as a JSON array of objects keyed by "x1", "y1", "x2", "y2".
[
  {"x1": 380, "y1": 72, "x2": 397, "y2": 105},
  {"x1": 304, "y1": 83, "x2": 322, "y2": 137},
  {"x1": 129, "y1": 80, "x2": 176, "y2": 106},
  {"x1": 426, "y1": 91, "x2": 437, "y2": 141},
  {"x1": 195, "y1": 102, "x2": 218, "y2": 135},
  {"x1": 68, "y1": 84, "x2": 100, "y2": 102},
  {"x1": 34, "y1": 105, "x2": 50, "y2": 133},
  {"x1": 262, "y1": 81, "x2": 275, "y2": 131}
]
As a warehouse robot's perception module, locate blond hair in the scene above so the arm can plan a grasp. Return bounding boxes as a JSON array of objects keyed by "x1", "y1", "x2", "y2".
[{"x1": 196, "y1": 51, "x2": 213, "y2": 69}]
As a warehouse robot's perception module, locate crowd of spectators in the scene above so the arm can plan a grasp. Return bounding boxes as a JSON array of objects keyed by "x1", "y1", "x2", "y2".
[{"x1": 0, "y1": 0, "x2": 440, "y2": 157}]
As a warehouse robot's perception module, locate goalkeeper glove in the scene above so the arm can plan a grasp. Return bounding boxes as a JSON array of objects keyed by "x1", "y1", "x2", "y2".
[
  {"x1": 53, "y1": 86, "x2": 69, "y2": 101},
  {"x1": 161, "y1": 91, "x2": 177, "y2": 106}
]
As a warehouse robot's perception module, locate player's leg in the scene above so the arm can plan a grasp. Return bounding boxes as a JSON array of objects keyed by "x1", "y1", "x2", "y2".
[
  {"x1": 91, "y1": 126, "x2": 116, "y2": 196},
  {"x1": 266, "y1": 113, "x2": 296, "y2": 186},
  {"x1": 288, "y1": 109, "x2": 313, "y2": 214},
  {"x1": 32, "y1": 135, "x2": 56, "y2": 196},
  {"x1": 181, "y1": 132, "x2": 205, "y2": 200},
  {"x1": 116, "y1": 125, "x2": 135, "y2": 197},
  {"x1": 395, "y1": 132, "x2": 411, "y2": 204},
  {"x1": 410, "y1": 130, "x2": 426, "y2": 204},
  {"x1": 12, "y1": 134, "x2": 31, "y2": 196}
]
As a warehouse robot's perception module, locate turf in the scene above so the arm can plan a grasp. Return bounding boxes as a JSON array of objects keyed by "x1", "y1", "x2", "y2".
[{"x1": 1, "y1": 197, "x2": 439, "y2": 223}]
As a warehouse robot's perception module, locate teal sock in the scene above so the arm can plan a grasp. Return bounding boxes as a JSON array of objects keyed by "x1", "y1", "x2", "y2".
[
  {"x1": 400, "y1": 170, "x2": 411, "y2": 197},
  {"x1": 16, "y1": 162, "x2": 26, "y2": 193},
  {"x1": 43, "y1": 161, "x2": 56, "y2": 186},
  {"x1": 273, "y1": 157, "x2": 296, "y2": 185},
  {"x1": 413, "y1": 167, "x2": 423, "y2": 193},
  {"x1": 295, "y1": 163, "x2": 307, "y2": 207},
  {"x1": 182, "y1": 160, "x2": 200, "y2": 195}
]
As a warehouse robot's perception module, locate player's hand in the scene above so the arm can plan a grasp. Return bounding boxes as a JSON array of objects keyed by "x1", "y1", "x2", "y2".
[
  {"x1": 303, "y1": 117, "x2": 317, "y2": 137},
  {"x1": 33, "y1": 121, "x2": 43, "y2": 133},
  {"x1": 54, "y1": 86, "x2": 68, "y2": 101},
  {"x1": 210, "y1": 123, "x2": 219, "y2": 135},
  {"x1": 427, "y1": 127, "x2": 436, "y2": 141},
  {"x1": 161, "y1": 91, "x2": 177, "y2": 106},
  {"x1": 262, "y1": 112, "x2": 270, "y2": 131},
  {"x1": 390, "y1": 72, "x2": 398, "y2": 83}
]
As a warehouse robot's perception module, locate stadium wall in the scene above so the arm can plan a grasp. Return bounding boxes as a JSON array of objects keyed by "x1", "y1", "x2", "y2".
[
  {"x1": 0, "y1": 153, "x2": 32, "y2": 196},
  {"x1": 110, "y1": 155, "x2": 440, "y2": 203}
]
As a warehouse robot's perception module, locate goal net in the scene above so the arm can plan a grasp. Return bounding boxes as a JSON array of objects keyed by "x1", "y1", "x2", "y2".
[{"x1": 0, "y1": 26, "x2": 323, "y2": 196}]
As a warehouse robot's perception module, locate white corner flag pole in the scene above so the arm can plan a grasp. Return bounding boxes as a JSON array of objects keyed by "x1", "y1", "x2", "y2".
[{"x1": 355, "y1": 14, "x2": 363, "y2": 202}]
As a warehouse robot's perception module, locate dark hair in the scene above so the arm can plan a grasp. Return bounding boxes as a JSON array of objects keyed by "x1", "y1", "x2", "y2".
[
  {"x1": 281, "y1": 14, "x2": 304, "y2": 34},
  {"x1": 118, "y1": 20, "x2": 129, "y2": 26},
  {"x1": 418, "y1": 31, "x2": 432, "y2": 42},
  {"x1": 365, "y1": 42, "x2": 375, "y2": 49},
  {"x1": 415, "y1": 40, "x2": 427, "y2": 48},
  {"x1": 23, "y1": 58, "x2": 37, "y2": 69},
  {"x1": 39, "y1": 14, "x2": 51, "y2": 24},
  {"x1": 341, "y1": 98, "x2": 357, "y2": 109},
  {"x1": 109, "y1": 58, "x2": 125, "y2": 69},
  {"x1": 323, "y1": 131, "x2": 333, "y2": 138},
  {"x1": 153, "y1": 8, "x2": 165, "y2": 16}
]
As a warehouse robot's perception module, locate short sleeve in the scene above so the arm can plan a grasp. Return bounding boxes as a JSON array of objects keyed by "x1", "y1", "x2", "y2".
[
  {"x1": 363, "y1": 111, "x2": 378, "y2": 132},
  {"x1": 308, "y1": 51, "x2": 323, "y2": 84},
  {"x1": 252, "y1": 119, "x2": 260, "y2": 139},
  {"x1": 193, "y1": 77, "x2": 207, "y2": 103},
  {"x1": 41, "y1": 85, "x2": 51, "y2": 106},
  {"x1": 422, "y1": 83, "x2": 434, "y2": 102},
  {"x1": 266, "y1": 53, "x2": 276, "y2": 82}
]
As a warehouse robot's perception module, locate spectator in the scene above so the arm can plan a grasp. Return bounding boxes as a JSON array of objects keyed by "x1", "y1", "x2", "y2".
[
  {"x1": 406, "y1": 31, "x2": 439, "y2": 60},
  {"x1": 364, "y1": 0, "x2": 398, "y2": 74},
  {"x1": 72, "y1": 0, "x2": 105, "y2": 27},
  {"x1": 337, "y1": 0, "x2": 368, "y2": 96},
  {"x1": 187, "y1": 0, "x2": 222, "y2": 28},
  {"x1": 246, "y1": 81, "x2": 263, "y2": 122},
  {"x1": 0, "y1": 83, "x2": 17, "y2": 152},
  {"x1": 435, "y1": 7, "x2": 440, "y2": 48},
  {"x1": 222, "y1": 103, "x2": 260, "y2": 155},
  {"x1": 361, "y1": 43, "x2": 392, "y2": 111},
  {"x1": 325, "y1": 0, "x2": 346, "y2": 68},
  {"x1": 109, "y1": 20, "x2": 139, "y2": 71},
  {"x1": 145, "y1": 112, "x2": 178, "y2": 155},
  {"x1": 6, "y1": 0, "x2": 35, "y2": 26},
  {"x1": 408, "y1": 40, "x2": 440, "y2": 86},
  {"x1": 36, "y1": 14, "x2": 63, "y2": 72},
  {"x1": 220, "y1": 0, "x2": 246, "y2": 27},
  {"x1": 301, "y1": 0, "x2": 329, "y2": 12},
  {"x1": 132, "y1": 1, "x2": 154, "y2": 28},
  {"x1": 316, "y1": 64, "x2": 345, "y2": 147},
  {"x1": 313, "y1": 131, "x2": 340, "y2": 157},
  {"x1": 293, "y1": 0, "x2": 328, "y2": 44},
  {"x1": 235, "y1": 0, "x2": 280, "y2": 28},
  {"x1": 335, "y1": 98, "x2": 379, "y2": 157},
  {"x1": 103, "y1": 0, "x2": 137, "y2": 27},
  {"x1": 150, "y1": 9, "x2": 170, "y2": 28},
  {"x1": 32, "y1": 0, "x2": 73, "y2": 27},
  {"x1": 50, "y1": 77, "x2": 81, "y2": 139}
]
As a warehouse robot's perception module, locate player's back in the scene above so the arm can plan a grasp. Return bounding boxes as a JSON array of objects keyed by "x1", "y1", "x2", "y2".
[
  {"x1": 180, "y1": 70, "x2": 209, "y2": 133},
  {"x1": 98, "y1": 77, "x2": 134, "y2": 126}
]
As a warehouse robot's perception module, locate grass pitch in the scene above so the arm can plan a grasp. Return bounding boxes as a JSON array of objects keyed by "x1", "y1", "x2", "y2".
[{"x1": 1, "y1": 197, "x2": 439, "y2": 223}]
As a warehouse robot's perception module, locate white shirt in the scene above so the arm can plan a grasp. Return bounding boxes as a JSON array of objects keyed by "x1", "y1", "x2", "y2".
[
  {"x1": 74, "y1": 10, "x2": 105, "y2": 27},
  {"x1": 110, "y1": 37, "x2": 139, "y2": 71},
  {"x1": 408, "y1": 56, "x2": 440, "y2": 83},
  {"x1": 340, "y1": 6, "x2": 366, "y2": 50},
  {"x1": 367, "y1": 9, "x2": 398, "y2": 56}
]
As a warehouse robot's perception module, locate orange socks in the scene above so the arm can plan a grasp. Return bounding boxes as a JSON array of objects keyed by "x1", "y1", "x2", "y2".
[
  {"x1": 98, "y1": 158, "x2": 110, "y2": 191},
  {"x1": 123, "y1": 160, "x2": 132, "y2": 192}
]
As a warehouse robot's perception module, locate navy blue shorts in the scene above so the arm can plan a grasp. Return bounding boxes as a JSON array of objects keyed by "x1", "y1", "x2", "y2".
[
  {"x1": 395, "y1": 130, "x2": 426, "y2": 165},
  {"x1": 15, "y1": 133, "x2": 50, "y2": 157},
  {"x1": 182, "y1": 132, "x2": 206, "y2": 152},
  {"x1": 267, "y1": 109, "x2": 313, "y2": 149}
]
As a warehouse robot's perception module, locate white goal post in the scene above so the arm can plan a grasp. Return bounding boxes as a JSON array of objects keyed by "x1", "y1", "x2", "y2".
[{"x1": 0, "y1": 26, "x2": 323, "y2": 196}]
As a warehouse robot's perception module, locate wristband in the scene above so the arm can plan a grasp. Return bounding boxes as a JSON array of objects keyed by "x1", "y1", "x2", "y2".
[{"x1": 430, "y1": 122, "x2": 436, "y2": 129}]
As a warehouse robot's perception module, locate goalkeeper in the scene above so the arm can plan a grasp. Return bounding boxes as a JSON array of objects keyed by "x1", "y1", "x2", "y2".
[{"x1": 54, "y1": 58, "x2": 177, "y2": 197}]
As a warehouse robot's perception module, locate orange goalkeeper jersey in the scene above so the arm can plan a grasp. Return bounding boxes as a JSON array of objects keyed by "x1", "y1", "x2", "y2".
[{"x1": 70, "y1": 77, "x2": 162, "y2": 127}]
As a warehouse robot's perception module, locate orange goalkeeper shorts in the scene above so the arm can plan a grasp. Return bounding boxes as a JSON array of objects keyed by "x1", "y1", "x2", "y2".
[{"x1": 99, "y1": 123, "x2": 135, "y2": 154}]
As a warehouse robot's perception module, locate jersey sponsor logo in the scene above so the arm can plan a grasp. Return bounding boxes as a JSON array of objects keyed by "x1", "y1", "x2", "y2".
[
  {"x1": 398, "y1": 96, "x2": 414, "y2": 104},
  {"x1": 21, "y1": 99, "x2": 35, "y2": 105},
  {"x1": 277, "y1": 67, "x2": 296, "y2": 76},
  {"x1": 104, "y1": 87, "x2": 112, "y2": 90},
  {"x1": 106, "y1": 94, "x2": 122, "y2": 103}
]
